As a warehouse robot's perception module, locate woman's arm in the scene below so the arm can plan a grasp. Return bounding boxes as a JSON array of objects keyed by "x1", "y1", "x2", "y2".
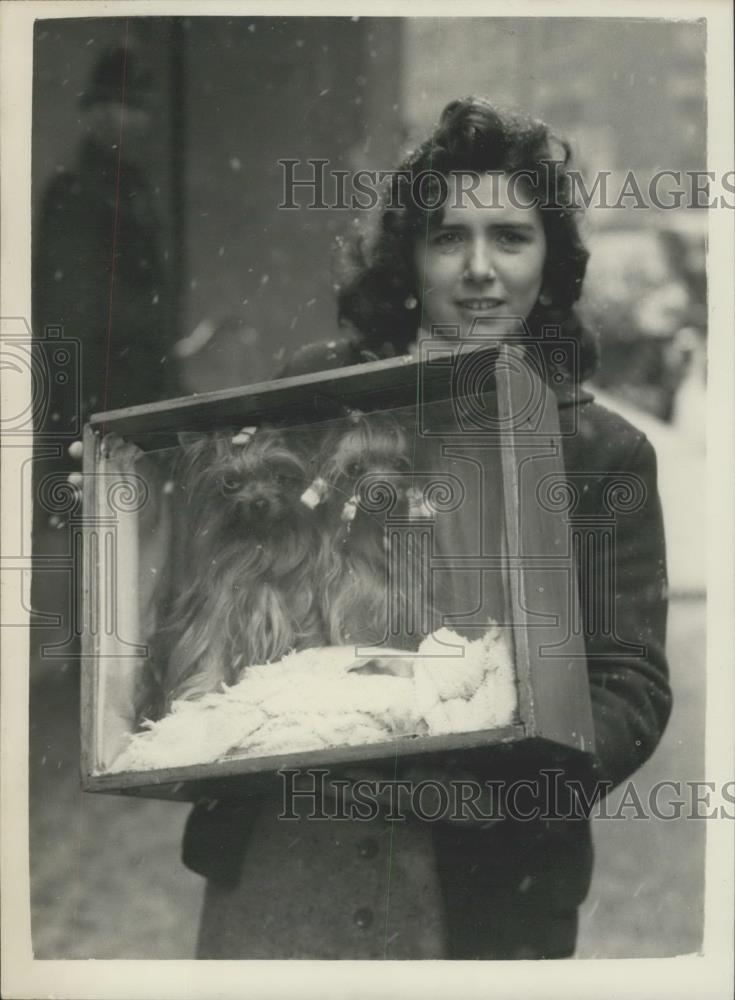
[{"x1": 568, "y1": 422, "x2": 671, "y2": 791}]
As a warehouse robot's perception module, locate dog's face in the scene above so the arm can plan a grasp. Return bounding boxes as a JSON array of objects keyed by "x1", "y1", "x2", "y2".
[
  {"x1": 321, "y1": 417, "x2": 412, "y2": 511},
  {"x1": 186, "y1": 430, "x2": 310, "y2": 531},
  {"x1": 220, "y1": 436, "x2": 307, "y2": 525}
]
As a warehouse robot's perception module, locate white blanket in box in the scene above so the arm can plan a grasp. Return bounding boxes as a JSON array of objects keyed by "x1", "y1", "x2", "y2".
[{"x1": 110, "y1": 626, "x2": 517, "y2": 772}]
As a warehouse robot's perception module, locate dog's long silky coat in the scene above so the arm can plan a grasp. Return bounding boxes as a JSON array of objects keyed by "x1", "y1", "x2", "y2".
[
  {"x1": 161, "y1": 429, "x2": 323, "y2": 706},
  {"x1": 314, "y1": 413, "x2": 435, "y2": 650}
]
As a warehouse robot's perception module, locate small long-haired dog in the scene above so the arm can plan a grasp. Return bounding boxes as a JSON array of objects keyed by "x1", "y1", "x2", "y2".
[
  {"x1": 307, "y1": 411, "x2": 436, "y2": 650},
  {"x1": 161, "y1": 426, "x2": 323, "y2": 706}
]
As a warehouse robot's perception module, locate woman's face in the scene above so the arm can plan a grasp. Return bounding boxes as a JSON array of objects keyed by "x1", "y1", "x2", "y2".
[{"x1": 412, "y1": 172, "x2": 546, "y2": 341}]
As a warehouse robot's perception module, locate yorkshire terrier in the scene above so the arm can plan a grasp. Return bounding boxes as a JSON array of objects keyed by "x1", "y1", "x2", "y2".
[
  {"x1": 160, "y1": 425, "x2": 324, "y2": 707},
  {"x1": 306, "y1": 410, "x2": 437, "y2": 653}
]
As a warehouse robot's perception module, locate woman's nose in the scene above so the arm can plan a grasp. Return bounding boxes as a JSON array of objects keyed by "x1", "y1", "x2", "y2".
[{"x1": 463, "y1": 239, "x2": 496, "y2": 283}]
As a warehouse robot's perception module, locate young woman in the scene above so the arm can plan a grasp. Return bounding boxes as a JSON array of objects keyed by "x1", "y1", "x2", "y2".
[{"x1": 183, "y1": 97, "x2": 671, "y2": 960}]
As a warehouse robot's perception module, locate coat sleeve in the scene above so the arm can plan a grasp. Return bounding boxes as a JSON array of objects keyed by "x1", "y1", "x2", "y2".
[
  {"x1": 182, "y1": 795, "x2": 267, "y2": 887},
  {"x1": 574, "y1": 426, "x2": 671, "y2": 791}
]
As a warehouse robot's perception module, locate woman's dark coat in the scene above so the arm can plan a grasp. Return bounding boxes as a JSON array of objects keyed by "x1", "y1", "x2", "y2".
[{"x1": 182, "y1": 337, "x2": 671, "y2": 960}]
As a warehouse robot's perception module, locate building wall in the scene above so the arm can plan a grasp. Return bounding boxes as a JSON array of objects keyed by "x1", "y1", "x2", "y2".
[
  {"x1": 179, "y1": 16, "x2": 403, "y2": 376},
  {"x1": 401, "y1": 18, "x2": 706, "y2": 180}
]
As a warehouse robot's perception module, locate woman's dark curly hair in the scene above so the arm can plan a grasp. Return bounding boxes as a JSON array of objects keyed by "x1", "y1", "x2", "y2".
[{"x1": 337, "y1": 96, "x2": 598, "y2": 382}]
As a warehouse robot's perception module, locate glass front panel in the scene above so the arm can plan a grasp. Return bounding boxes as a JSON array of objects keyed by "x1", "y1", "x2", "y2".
[{"x1": 91, "y1": 400, "x2": 519, "y2": 773}]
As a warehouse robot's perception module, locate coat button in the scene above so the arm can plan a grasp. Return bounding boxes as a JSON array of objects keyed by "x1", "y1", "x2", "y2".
[
  {"x1": 357, "y1": 837, "x2": 379, "y2": 859},
  {"x1": 353, "y1": 907, "x2": 374, "y2": 930}
]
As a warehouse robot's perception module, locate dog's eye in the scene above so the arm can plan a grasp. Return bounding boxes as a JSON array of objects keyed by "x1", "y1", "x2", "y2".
[
  {"x1": 275, "y1": 473, "x2": 291, "y2": 487},
  {"x1": 221, "y1": 475, "x2": 241, "y2": 495}
]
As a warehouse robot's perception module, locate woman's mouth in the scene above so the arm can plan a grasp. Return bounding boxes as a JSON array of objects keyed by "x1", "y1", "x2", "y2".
[{"x1": 455, "y1": 298, "x2": 505, "y2": 312}]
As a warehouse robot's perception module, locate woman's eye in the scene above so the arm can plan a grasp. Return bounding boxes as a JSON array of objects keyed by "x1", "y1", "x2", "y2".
[
  {"x1": 432, "y1": 231, "x2": 463, "y2": 250},
  {"x1": 496, "y1": 230, "x2": 528, "y2": 249},
  {"x1": 346, "y1": 461, "x2": 363, "y2": 477}
]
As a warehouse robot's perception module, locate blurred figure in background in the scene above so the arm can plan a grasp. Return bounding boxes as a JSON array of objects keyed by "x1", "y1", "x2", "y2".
[
  {"x1": 668, "y1": 325, "x2": 706, "y2": 451},
  {"x1": 580, "y1": 220, "x2": 706, "y2": 425},
  {"x1": 33, "y1": 43, "x2": 176, "y2": 426},
  {"x1": 31, "y1": 43, "x2": 176, "y2": 665}
]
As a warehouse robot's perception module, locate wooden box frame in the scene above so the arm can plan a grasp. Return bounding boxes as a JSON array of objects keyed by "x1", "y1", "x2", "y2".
[{"x1": 80, "y1": 342, "x2": 594, "y2": 801}]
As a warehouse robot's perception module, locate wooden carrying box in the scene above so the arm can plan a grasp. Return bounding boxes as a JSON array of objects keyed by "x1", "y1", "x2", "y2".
[{"x1": 80, "y1": 340, "x2": 594, "y2": 801}]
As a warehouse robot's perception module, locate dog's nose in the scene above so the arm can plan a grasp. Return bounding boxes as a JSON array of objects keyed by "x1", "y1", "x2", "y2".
[{"x1": 249, "y1": 497, "x2": 270, "y2": 513}]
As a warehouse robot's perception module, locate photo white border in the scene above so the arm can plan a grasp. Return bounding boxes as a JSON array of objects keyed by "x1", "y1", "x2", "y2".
[{"x1": 2, "y1": 1, "x2": 733, "y2": 998}]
